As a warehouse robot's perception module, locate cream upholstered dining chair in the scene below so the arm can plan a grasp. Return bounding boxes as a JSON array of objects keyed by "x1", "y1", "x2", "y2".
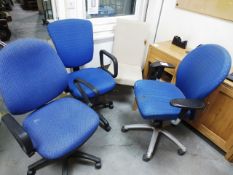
[{"x1": 109, "y1": 19, "x2": 150, "y2": 86}]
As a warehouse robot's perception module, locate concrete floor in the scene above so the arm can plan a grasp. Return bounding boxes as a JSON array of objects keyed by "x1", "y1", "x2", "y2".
[
  {"x1": 0, "y1": 3, "x2": 233, "y2": 175},
  {"x1": 8, "y1": 2, "x2": 48, "y2": 41},
  {"x1": 1, "y1": 85, "x2": 233, "y2": 175}
]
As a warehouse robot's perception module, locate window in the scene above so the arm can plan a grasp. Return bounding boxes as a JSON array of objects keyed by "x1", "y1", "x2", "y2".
[
  {"x1": 86, "y1": 0, "x2": 137, "y2": 19},
  {"x1": 51, "y1": 0, "x2": 147, "y2": 35}
]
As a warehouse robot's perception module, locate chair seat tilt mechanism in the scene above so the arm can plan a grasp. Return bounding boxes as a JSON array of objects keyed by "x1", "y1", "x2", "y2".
[
  {"x1": 48, "y1": 19, "x2": 118, "y2": 132},
  {"x1": 0, "y1": 39, "x2": 104, "y2": 175},
  {"x1": 122, "y1": 44, "x2": 231, "y2": 161}
]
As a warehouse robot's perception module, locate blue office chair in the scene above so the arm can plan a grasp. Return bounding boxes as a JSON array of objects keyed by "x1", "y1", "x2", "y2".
[
  {"x1": 0, "y1": 39, "x2": 102, "y2": 175},
  {"x1": 122, "y1": 44, "x2": 231, "y2": 161},
  {"x1": 47, "y1": 19, "x2": 118, "y2": 131}
]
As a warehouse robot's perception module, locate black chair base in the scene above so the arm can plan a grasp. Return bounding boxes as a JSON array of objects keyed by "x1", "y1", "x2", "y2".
[
  {"x1": 98, "y1": 113, "x2": 112, "y2": 132},
  {"x1": 93, "y1": 100, "x2": 114, "y2": 132},
  {"x1": 93, "y1": 100, "x2": 114, "y2": 109},
  {"x1": 27, "y1": 151, "x2": 101, "y2": 175}
]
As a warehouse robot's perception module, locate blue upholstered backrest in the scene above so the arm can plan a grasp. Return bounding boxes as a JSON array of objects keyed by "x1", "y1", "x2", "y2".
[
  {"x1": 47, "y1": 19, "x2": 94, "y2": 68},
  {"x1": 176, "y1": 44, "x2": 231, "y2": 99},
  {"x1": 0, "y1": 39, "x2": 68, "y2": 115}
]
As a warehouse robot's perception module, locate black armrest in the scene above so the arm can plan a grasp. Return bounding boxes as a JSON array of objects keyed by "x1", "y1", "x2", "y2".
[
  {"x1": 150, "y1": 61, "x2": 175, "y2": 69},
  {"x1": 149, "y1": 61, "x2": 175, "y2": 79},
  {"x1": 99, "y1": 50, "x2": 118, "y2": 78},
  {"x1": 73, "y1": 78, "x2": 99, "y2": 106},
  {"x1": 2, "y1": 114, "x2": 34, "y2": 157},
  {"x1": 170, "y1": 98, "x2": 205, "y2": 110}
]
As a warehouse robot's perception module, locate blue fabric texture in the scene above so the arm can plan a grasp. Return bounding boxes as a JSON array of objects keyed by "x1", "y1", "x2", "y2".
[
  {"x1": 135, "y1": 44, "x2": 231, "y2": 121},
  {"x1": 23, "y1": 97, "x2": 99, "y2": 160},
  {"x1": 176, "y1": 44, "x2": 231, "y2": 99},
  {"x1": 48, "y1": 19, "x2": 116, "y2": 98},
  {"x1": 135, "y1": 80, "x2": 185, "y2": 120},
  {"x1": 68, "y1": 68, "x2": 116, "y2": 98},
  {"x1": 0, "y1": 38, "x2": 68, "y2": 115},
  {"x1": 48, "y1": 19, "x2": 94, "y2": 68}
]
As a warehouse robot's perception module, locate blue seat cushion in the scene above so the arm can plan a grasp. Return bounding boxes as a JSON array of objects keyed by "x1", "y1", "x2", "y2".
[
  {"x1": 134, "y1": 80, "x2": 185, "y2": 120},
  {"x1": 23, "y1": 98, "x2": 99, "y2": 160},
  {"x1": 68, "y1": 68, "x2": 116, "y2": 98}
]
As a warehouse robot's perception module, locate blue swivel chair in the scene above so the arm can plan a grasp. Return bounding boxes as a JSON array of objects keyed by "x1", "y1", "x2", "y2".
[
  {"x1": 47, "y1": 19, "x2": 118, "y2": 131},
  {"x1": 0, "y1": 39, "x2": 102, "y2": 175},
  {"x1": 122, "y1": 44, "x2": 231, "y2": 161}
]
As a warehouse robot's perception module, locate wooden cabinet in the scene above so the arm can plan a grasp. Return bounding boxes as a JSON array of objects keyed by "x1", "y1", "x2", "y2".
[
  {"x1": 143, "y1": 41, "x2": 233, "y2": 162},
  {"x1": 143, "y1": 41, "x2": 188, "y2": 82},
  {"x1": 187, "y1": 80, "x2": 233, "y2": 162}
]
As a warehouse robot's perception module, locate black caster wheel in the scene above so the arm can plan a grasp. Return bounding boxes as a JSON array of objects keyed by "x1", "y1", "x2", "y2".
[
  {"x1": 105, "y1": 125, "x2": 111, "y2": 132},
  {"x1": 142, "y1": 154, "x2": 151, "y2": 162},
  {"x1": 121, "y1": 126, "x2": 127, "y2": 133},
  {"x1": 108, "y1": 102, "x2": 114, "y2": 109},
  {"x1": 177, "y1": 149, "x2": 186, "y2": 156},
  {"x1": 0, "y1": 27, "x2": 11, "y2": 41},
  {"x1": 103, "y1": 104, "x2": 108, "y2": 108},
  {"x1": 27, "y1": 170, "x2": 36, "y2": 175},
  {"x1": 95, "y1": 162, "x2": 102, "y2": 169}
]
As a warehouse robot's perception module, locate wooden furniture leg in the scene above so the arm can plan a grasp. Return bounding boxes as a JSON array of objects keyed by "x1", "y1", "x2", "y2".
[
  {"x1": 132, "y1": 99, "x2": 138, "y2": 111},
  {"x1": 225, "y1": 146, "x2": 233, "y2": 162}
]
